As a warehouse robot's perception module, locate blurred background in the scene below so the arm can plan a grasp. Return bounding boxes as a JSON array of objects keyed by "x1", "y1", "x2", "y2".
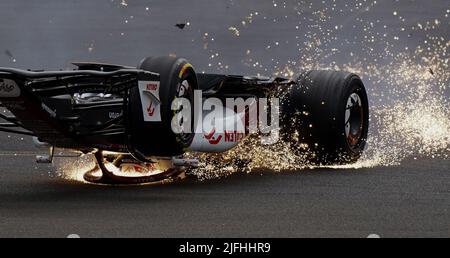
[{"x1": 0, "y1": 0, "x2": 447, "y2": 74}]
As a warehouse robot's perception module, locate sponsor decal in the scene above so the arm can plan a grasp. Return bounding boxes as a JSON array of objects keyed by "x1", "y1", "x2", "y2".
[
  {"x1": 109, "y1": 112, "x2": 121, "y2": 119},
  {"x1": 204, "y1": 128, "x2": 245, "y2": 145},
  {"x1": 177, "y1": 80, "x2": 189, "y2": 97},
  {"x1": 204, "y1": 128, "x2": 222, "y2": 145},
  {"x1": 147, "y1": 100, "x2": 155, "y2": 117},
  {"x1": 224, "y1": 131, "x2": 245, "y2": 142},
  {"x1": 0, "y1": 79, "x2": 21, "y2": 98},
  {"x1": 138, "y1": 81, "x2": 161, "y2": 122},
  {"x1": 146, "y1": 83, "x2": 158, "y2": 91},
  {"x1": 0, "y1": 81, "x2": 14, "y2": 92},
  {"x1": 172, "y1": 91, "x2": 280, "y2": 145}
]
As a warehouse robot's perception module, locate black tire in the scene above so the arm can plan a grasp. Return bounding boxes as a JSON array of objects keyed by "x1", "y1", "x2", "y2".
[
  {"x1": 281, "y1": 70, "x2": 369, "y2": 165},
  {"x1": 128, "y1": 56, "x2": 197, "y2": 157}
]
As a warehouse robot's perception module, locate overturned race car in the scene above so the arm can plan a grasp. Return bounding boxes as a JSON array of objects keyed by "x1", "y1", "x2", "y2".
[{"x1": 0, "y1": 56, "x2": 369, "y2": 184}]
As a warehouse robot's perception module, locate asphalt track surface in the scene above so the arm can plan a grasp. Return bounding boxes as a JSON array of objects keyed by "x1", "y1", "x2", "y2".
[{"x1": 0, "y1": 0, "x2": 449, "y2": 237}]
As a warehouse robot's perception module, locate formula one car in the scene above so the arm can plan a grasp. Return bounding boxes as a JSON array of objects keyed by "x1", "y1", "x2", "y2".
[{"x1": 0, "y1": 56, "x2": 369, "y2": 184}]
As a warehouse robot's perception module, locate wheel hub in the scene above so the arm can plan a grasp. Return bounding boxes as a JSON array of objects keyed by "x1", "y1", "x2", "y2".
[{"x1": 345, "y1": 92, "x2": 364, "y2": 148}]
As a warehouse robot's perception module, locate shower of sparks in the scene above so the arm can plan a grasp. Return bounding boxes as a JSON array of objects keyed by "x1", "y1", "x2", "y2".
[
  {"x1": 188, "y1": 0, "x2": 450, "y2": 180},
  {"x1": 228, "y1": 26, "x2": 240, "y2": 37},
  {"x1": 186, "y1": 136, "x2": 312, "y2": 180},
  {"x1": 56, "y1": 154, "x2": 95, "y2": 183},
  {"x1": 58, "y1": 0, "x2": 449, "y2": 183}
]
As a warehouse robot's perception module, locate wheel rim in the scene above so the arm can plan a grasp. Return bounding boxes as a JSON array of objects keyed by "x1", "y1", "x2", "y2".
[
  {"x1": 175, "y1": 79, "x2": 194, "y2": 143},
  {"x1": 345, "y1": 92, "x2": 364, "y2": 148}
]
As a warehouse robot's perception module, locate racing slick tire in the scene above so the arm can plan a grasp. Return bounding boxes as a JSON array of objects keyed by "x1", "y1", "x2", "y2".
[
  {"x1": 128, "y1": 56, "x2": 198, "y2": 157},
  {"x1": 281, "y1": 70, "x2": 369, "y2": 165}
]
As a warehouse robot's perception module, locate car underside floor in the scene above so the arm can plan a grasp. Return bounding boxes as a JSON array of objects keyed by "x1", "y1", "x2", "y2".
[{"x1": 83, "y1": 150, "x2": 184, "y2": 185}]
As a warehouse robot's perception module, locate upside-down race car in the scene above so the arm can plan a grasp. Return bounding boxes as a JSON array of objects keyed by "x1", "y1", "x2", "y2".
[{"x1": 0, "y1": 56, "x2": 369, "y2": 184}]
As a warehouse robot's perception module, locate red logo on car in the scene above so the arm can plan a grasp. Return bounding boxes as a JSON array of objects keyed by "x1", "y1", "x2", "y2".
[
  {"x1": 204, "y1": 128, "x2": 222, "y2": 145},
  {"x1": 146, "y1": 83, "x2": 158, "y2": 91},
  {"x1": 147, "y1": 100, "x2": 155, "y2": 117},
  {"x1": 224, "y1": 131, "x2": 245, "y2": 142}
]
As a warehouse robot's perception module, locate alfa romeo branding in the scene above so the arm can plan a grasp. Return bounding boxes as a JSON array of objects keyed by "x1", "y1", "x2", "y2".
[
  {"x1": 0, "y1": 79, "x2": 21, "y2": 98},
  {"x1": 138, "y1": 80, "x2": 161, "y2": 122}
]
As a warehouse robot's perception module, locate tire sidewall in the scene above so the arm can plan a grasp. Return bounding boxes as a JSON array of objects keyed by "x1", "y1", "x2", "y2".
[
  {"x1": 281, "y1": 70, "x2": 369, "y2": 164},
  {"x1": 129, "y1": 57, "x2": 197, "y2": 156}
]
